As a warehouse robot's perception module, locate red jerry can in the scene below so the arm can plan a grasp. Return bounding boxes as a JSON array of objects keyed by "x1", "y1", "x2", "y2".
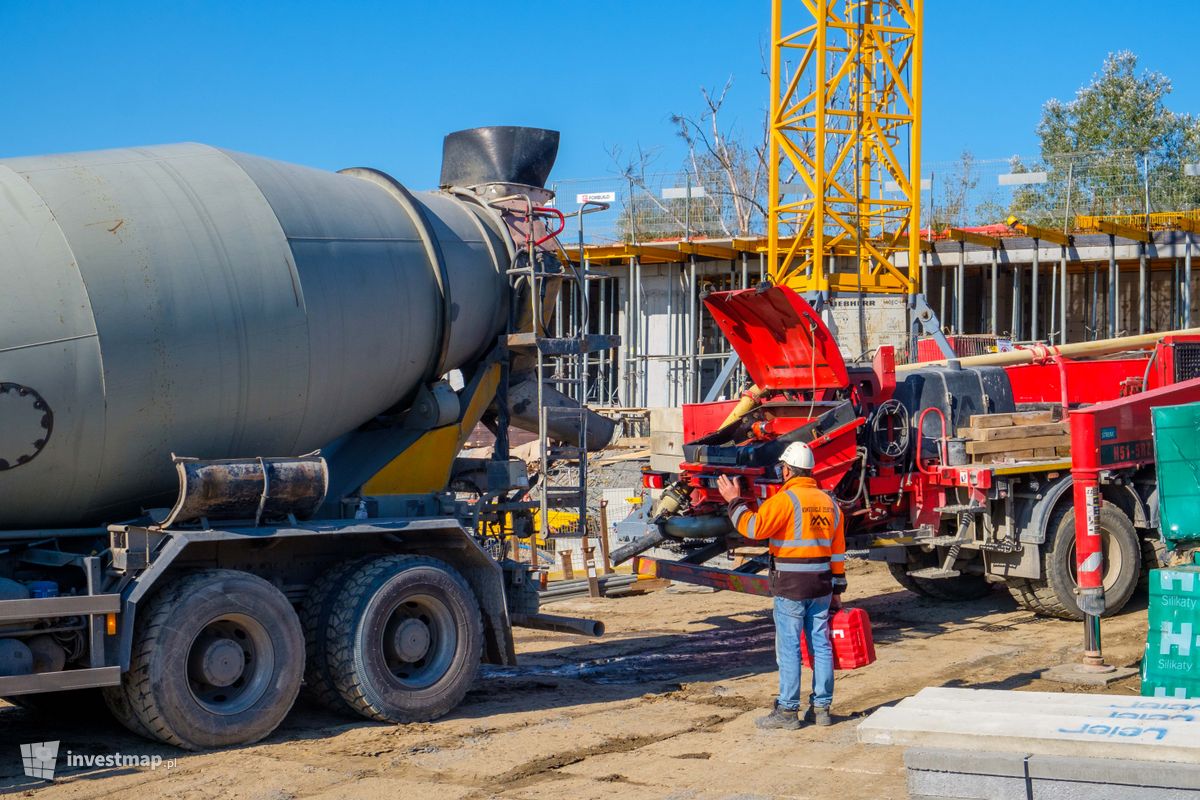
[{"x1": 800, "y1": 607, "x2": 876, "y2": 670}]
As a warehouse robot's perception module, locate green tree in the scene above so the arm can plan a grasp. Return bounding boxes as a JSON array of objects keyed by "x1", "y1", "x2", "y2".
[
  {"x1": 1014, "y1": 51, "x2": 1200, "y2": 223},
  {"x1": 1037, "y1": 50, "x2": 1193, "y2": 158}
]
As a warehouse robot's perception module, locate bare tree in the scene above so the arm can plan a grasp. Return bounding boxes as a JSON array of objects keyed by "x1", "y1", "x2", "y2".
[
  {"x1": 670, "y1": 77, "x2": 769, "y2": 237},
  {"x1": 606, "y1": 143, "x2": 688, "y2": 242}
]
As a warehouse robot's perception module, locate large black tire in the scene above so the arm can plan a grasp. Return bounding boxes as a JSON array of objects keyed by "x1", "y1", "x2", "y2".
[
  {"x1": 325, "y1": 555, "x2": 482, "y2": 723},
  {"x1": 1139, "y1": 534, "x2": 1169, "y2": 592},
  {"x1": 886, "y1": 555, "x2": 992, "y2": 601},
  {"x1": 299, "y1": 557, "x2": 370, "y2": 714},
  {"x1": 112, "y1": 569, "x2": 304, "y2": 750},
  {"x1": 1007, "y1": 504, "x2": 1141, "y2": 620},
  {"x1": 102, "y1": 683, "x2": 156, "y2": 739}
]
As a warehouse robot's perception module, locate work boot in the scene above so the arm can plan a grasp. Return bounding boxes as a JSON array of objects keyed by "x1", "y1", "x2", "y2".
[
  {"x1": 811, "y1": 705, "x2": 833, "y2": 727},
  {"x1": 755, "y1": 703, "x2": 801, "y2": 730}
]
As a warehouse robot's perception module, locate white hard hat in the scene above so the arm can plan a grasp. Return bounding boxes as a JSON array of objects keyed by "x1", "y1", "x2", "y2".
[{"x1": 779, "y1": 441, "x2": 815, "y2": 470}]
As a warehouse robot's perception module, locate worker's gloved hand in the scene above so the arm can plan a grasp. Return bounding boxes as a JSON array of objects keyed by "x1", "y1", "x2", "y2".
[
  {"x1": 716, "y1": 474, "x2": 741, "y2": 504},
  {"x1": 830, "y1": 593, "x2": 842, "y2": 612}
]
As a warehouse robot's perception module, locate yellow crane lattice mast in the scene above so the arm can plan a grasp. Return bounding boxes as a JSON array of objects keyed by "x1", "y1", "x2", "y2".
[{"x1": 768, "y1": 0, "x2": 922, "y2": 295}]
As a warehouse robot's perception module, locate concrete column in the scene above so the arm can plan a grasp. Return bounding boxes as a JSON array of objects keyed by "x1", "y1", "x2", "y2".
[
  {"x1": 1012, "y1": 261, "x2": 1023, "y2": 340},
  {"x1": 956, "y1": 242, "x2": 965, "y2": 334},
  {"x1": 990, "y1": 248, "x2": 998, "y2": 335},
  {"x1": 1108, "y1": 235, "x2": 1117, "y2": 338},
  {"x1": 1187, "y1": 232, "x2": 1194, "y2": 328},
  {"x1": 1031, "y1": 240, "x2": 1040, "y2": 341},
  {"x1": 939, "y1": 255, "x2": 947, "y2": 328},
  {"x1": 688, "y1": 256, "x2": 697, "y2": 404},
  {"x1": 1090, "y1": 264, "x2": 1099, "y2": 341},
  {"x1": 1049, "y1": 261, "x2": 1057, "y2": 344},
  {"x1": 1138, "y1": 242, "x2": 1147, "y2": 335},
  {"x1": 1060, "y1": 245, "x2": 1068, "y2": 344}
]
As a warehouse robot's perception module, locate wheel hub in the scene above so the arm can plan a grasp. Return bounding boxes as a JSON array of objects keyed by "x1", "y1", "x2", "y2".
[
  {"x1": 391, "y1": 618, "x2": 432, "y2": 662},
  {"x1": 192, "y1": 637, "x2": 246, "y2": 687},
  {"x1": 186, "y1": 613, "x2": 275, "y2": 715}
]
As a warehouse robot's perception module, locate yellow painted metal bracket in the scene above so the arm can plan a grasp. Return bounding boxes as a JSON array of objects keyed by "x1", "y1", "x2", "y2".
[
  {"x1": 363, "y1": 363, "x2": 503, "y2": 496},
  {"x1": 946, "y1": 228, "x2": 1002, "y2": 248},
  {"x1": 1010, "y1": 222, "x2": 1072, "y2": 247},
  {"x1": 1080, "y1": 218, "x2": 1153, "y2": 244}
]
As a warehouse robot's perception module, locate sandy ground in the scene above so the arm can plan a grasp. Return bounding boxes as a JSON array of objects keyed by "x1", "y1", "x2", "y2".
[{"x1": 0, "y1": 560, "x2": 1150, "y2": 799}]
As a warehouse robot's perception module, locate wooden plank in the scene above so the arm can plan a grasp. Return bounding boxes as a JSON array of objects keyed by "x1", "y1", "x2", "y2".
[
  {"x1": 1033, "y1": 447, "x2": 1057, "y2": 458},
  {"x1": 974, "y1": 449, "x2": 1035, "y2": 465},
  {"x1": 969, "y1": 410, "x2": 1055, "y2": 429},
  {"x1": 593, "y1": 449, "x2": 651, "y2": 465},
  {"x1": 966, "y1": 434, "x2": 1072, "y2": 456},
  {"x1": 957, "y1": 422, "x2": 1068, "y2": 441}
]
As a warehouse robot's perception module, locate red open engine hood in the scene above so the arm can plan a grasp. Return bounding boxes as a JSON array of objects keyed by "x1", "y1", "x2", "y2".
[{"x1": 704, "y1": 286, "x2": 848, "y2": 391}]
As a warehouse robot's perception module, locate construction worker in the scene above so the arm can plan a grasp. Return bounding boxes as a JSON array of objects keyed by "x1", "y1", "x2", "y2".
[{"x1": 716, "y1": 441, "x2": 846, "y2": 730}]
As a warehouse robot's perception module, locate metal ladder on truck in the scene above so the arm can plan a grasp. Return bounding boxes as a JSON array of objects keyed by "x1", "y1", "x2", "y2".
[{"x1": 504, "y1": 200, "x2": 615, "y2": 567}]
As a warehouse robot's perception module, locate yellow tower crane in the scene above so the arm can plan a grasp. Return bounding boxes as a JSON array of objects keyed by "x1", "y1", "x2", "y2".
[{"x1": 768, "y1": 0, "x2": 923, "y2": 297}]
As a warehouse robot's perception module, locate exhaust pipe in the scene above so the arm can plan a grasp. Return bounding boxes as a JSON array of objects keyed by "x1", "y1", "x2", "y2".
[{"x1": 510, "y1": 612, "x2": 605, "y2": 637}]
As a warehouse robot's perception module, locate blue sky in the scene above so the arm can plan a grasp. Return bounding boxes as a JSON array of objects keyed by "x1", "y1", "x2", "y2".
[{"x1": 2, "y1": 1, "x2": 1198, "y2": 187}]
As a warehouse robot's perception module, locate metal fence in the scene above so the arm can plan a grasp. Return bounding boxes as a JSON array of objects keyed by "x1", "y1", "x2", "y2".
[
  {"x1": 922, "y1": 150, "x2": 1200, "y2": 232},
  {"x1": 552, "y1": 150, "x2": 1200, "y2": 244},
  {"x1": 550, "y1": 170, "x2": 766, "y2": 245}
]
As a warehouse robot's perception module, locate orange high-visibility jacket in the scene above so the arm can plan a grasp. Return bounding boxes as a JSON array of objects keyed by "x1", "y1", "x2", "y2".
[{"x1": 728, "y1": 475, "x2": 846, "y2": 600}]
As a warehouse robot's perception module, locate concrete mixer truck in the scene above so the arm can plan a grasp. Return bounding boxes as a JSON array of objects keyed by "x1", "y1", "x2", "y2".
[{"x1": 0, "y1": 127, "x2": 614, "y2": 749}]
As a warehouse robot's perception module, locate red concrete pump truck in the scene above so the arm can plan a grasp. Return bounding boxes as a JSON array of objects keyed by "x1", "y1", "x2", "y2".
[{"x1": 622, "y1": 284, "x2": 1200, "y2": 669}]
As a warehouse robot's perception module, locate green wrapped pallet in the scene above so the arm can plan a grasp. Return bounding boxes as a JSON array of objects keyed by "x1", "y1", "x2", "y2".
[
  {"x1": 1143, "y1": 566, "x2": 1200, "y2": 697},
  {"x1": 1151, "y1": 403, "x2": 1200, "y2": 547}
]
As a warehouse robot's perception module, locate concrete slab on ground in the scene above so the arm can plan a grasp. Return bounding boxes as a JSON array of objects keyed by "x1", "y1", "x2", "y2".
[
  {"x1": 899, "y1": 687, "x2": 1200, "y2": 722},
  {"x1": 906, "y1": 747, "x2": 1200, "y2": 800},
  {"x1": 1040, "y1": 662, "x2": 1140, "y2": 686},
  {"x1": 859, "y1": 704, "x2": 1200, "y2": 763}
]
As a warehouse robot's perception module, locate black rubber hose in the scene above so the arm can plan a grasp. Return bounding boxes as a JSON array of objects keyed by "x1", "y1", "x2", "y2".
[{"x1": 610, "y1": 529, "x2": 668, "y2": 565}]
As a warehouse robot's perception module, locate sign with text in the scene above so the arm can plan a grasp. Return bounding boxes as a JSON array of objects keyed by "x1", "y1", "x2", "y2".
[{"x1": 575, "y1": 191, "x2": 616, "y2": 205}]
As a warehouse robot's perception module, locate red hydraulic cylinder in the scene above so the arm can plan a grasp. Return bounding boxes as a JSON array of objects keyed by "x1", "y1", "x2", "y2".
[
  {"x1": 1069, "y1": 410, "x2": 1111, "y2": 670},
  {"x1": 1070, "y1": 474, "x2": 1106, "y2": 615},
  {"x1": 1069, "y1": 410, "x2": 1106, "y2": 616}
]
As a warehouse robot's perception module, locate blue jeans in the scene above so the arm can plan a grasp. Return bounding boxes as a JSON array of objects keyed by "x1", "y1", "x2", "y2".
[{"x1": 773, "y1": 594, "x2": 834, "y2": 710}]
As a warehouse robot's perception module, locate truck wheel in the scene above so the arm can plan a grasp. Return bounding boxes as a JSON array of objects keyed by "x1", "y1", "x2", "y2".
[
  {"x1": 325, "y1": 555, "x2": 482, "y2": 723},
  {"x1": 116, "y1": 569, "x2": 304, "y2": 750},
  {"x1": 102, "y1": 684, "x2": 155, "y2": 739},
  {"x1": 1138, "y1": 535, "x2": 1168, "y2": 591},
  {"x1": 887, "y1": 555, "x2": 991, "y2": 601},
  {"x1": 1006, "y1": 504, "x2": 1141, "y2": 620},
  {"x1": 299, "y1": 557, "x2": 370, "y2": 713}
]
